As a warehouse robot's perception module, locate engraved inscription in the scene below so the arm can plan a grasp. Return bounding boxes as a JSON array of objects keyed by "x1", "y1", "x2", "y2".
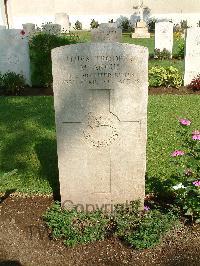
[
  {"x1": 83, "y1": 112, "x2": 119, "y2": 148},
  {"x1": 59, "y1": 55, "x2": 141, "y2": 87}
]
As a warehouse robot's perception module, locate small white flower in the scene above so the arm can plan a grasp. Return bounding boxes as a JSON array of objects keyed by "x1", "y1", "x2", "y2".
[{"x1": 173, "y1": 183, "x2": 185, "y2": 190}]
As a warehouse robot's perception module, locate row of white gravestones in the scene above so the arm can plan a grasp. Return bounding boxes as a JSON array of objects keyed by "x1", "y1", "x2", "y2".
[
  {"x1": 155, "y1": 21, "x2": 174, "y2": 55},
  {"x1": 22, "y1": 13, "x2": 69, "y2": 36},
  {"x1": 0, "y1": 29, "x2": 31, "y2": 85},
  {"x1": 22, "y1": 23, "x2": 62, "y2": 35},
  {"x1": 184, "y1": 27, "x2": 200, "y2": 85},
  {"x1": 52, "y1": 42, "x2": 148, "y2": 211}
]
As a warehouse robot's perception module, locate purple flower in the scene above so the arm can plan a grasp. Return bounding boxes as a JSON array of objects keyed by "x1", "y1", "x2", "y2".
[
  {"x1": 144, "y1": 206, "x2": 150, "y2": 211},
  {"x1": 192, "y1": 134, "x2": 200, "y2": 140},
  {"x1": 171, "y1": 150, "x2": 184, "y2": 157},
  {"x1": 179, "y1": 118, "x2": 191, "y2": 126},
  {"x1": 192, "y1": 180, "x2": 200, "y2": 187}
]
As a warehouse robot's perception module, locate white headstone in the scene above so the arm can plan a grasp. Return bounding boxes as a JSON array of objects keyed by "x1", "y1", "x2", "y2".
[
  {"x1": 52, "y1": 43, "x2": 148, "y2": 211},
  {"x1": 0, "y1": 29, "x2": 31, "y2": 85},
  {"x1": 22, "y1": 23, "x2": 36, "y2": 36},
  {"x1": 184, "y1": 27, "x2": 200, "y2": 85},
  {"x1": 99, "y1": 23, "x2": 118, "y2": 29},
  {"x1": 42, "y1": 23, "x2": 61, "y2": 35},
  {"x1": 91, "y1": 27, "x2": 122, "y2": 42},
  {"x1": 55, "y1": 13, "x2": 70, "y2": 33},
  {"x1": 0, "y1": 25, "x2": 6, "y2": 30},
  {"x1": 155, "y1": 22, "x2": 173, "y2": 55}
]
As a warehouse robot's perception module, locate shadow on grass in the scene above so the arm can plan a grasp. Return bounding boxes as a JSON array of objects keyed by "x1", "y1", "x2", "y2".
[
  {"x1": 0, "y1": 261, "x2": 22, "y2": 266},
  {"x1": 35, "y1": 138, "x2": 60, "y2": 200},
  {"x1": 0, "y1": 97, "x2": 60, "y2": 197}
]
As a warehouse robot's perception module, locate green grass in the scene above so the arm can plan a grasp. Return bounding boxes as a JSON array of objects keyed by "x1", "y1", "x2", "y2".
[
  {"x1": 149, "y1": 59, "x2": 184, "y2": 73},
  {"x1": 0, "y1": 96, "x2": 199, "y2": 195}
]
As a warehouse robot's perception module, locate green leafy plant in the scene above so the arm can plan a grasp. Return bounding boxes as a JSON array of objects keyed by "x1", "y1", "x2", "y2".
[
  {"x1": 117, "y1": 16, "x2": 131, "y2": 32},
  {"x1": 90, "y1": 19, "x2": 99, "y2": 29},
  {"x1": 188, "y1": 74, "x2": 200, "y2": 91},
  {"x1": 1, "y1": 72, "x2": 26, "y2": 95},
  {"x1": 147, "y1": 17, "x2": 157, "y2": 33},
  {"x1": 149, "y1": 66, "x2": 183, "y2": 88},
  {"x1": 180, "y1": 20, "x2": 188, "y2": 30},
  {"x1": 170, "y1": 118, "x2": 200, "y2": 222},
  {"x1": 44, "y1": 201, "x2": 178, "y2": 249},
  {"x1": 29, "y1": 33, "x2": 77, "y2": 87},
  {"x1": 154, "y1": 48, "x2": 171, "y2": 60},
  {"x1": 43, "y1": 202, "x2": 110, "y2": 247},
  {"x1": 74, "y1": 20, "x2": 82, "y2": 30},
  {"x1": 114, "y1": 200, "x2": 141, "y2": 238},
  {"x1": 175, "y1": 39, "x2": 185, "y2": 59},
  {"x1": 0, "y1": 73, "x2": 4, "y2": 92},
  {"x1": 124, "y1": 210, "x2": 178, "y2": 249}
]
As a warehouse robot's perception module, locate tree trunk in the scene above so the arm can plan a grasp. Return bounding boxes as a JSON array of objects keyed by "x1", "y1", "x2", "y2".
[{"x1": 4, "y1": 0, "x2": 9, "y2": 29}]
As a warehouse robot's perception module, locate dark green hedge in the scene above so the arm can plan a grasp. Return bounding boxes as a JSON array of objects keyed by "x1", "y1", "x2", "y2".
[{"x1": 29, "y1": 33, "x2": 77, "y2": 87}]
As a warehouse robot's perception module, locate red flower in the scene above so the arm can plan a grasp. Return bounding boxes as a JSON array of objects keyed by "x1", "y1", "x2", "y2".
[{"x1": 20, "y1": 30, "x2": 25, "y2": 35}]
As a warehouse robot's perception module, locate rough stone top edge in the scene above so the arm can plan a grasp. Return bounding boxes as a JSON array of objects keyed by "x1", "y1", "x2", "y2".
[{"x1": 52, "y1": 42, "x2": 149, "y2": 56}]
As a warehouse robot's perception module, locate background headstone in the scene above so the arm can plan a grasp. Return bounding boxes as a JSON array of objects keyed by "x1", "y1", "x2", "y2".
[
  {"x1": 132, "y1": 21, "x2": 150, "y2": 38},
  {"x1": 0, "y1": 29, "x2": 31, "y2": 85},
  {"x1": 52, "y1": 43, "x2": 148, "y2": 210},
  {"x1": 91, "y1": 27, "x2": 122, "y2": 42},
  {"x1": 0, "y1": 25, "x2": 6, "y2": 29},
  {"x1": 42, "y1": 23, "x2": 61, "y2": 35},
  {"x1": 22, "y1": 23, "x2": 36, "y2": 36},
  {"x1": 184, "y1": 27, "x2": 200, "y2": 85},
  {"x1": 99, "y1": 23, "x2": 118, "y2": 29},
  {"x1": 155, "y1": 21, "x2": 173, "y2": 55},
  {"x1": 55, "y1": 13, "x2": 70, "y2": 33}
]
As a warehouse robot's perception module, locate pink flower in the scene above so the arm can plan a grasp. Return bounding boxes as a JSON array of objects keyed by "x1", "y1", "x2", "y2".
[
  {"x1": 171, "y1": 150, "x2": 185, "y2": 157},
  {"x1": 144, "y1": 206, "x2": 150, "y2": 211},
  {"x1": 192, "y1": 180, "x2": 200, "y2": 187},
  {"x1": 192, "y1": 130, "x2": 200, "y2": 135},
  {"x1": 179, "y1": 118, "x2": 191, "y2": 126},
  {"x1": 192, "y1": 134, "x2": 200, "y2": 140}
]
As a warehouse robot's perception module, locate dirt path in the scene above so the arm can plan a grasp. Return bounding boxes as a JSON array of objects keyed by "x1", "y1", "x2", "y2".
[{"x1": 0, "y1": 196, "x2": 200, "y2": 266}]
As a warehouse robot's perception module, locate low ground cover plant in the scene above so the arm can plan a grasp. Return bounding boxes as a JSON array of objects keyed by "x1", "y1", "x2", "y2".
[
  {"x1": 154, "y1": 48, "x2": 171, "y2": 60},
  {"x1": 149, "y1": 66, "x2": 183, "y2": 88},
  {"x1": 0, "y1": 72, "x2": 26, "y2": 95},
  {"x1": 174, "y1": 39, "x2": 185, "y2": 59},
  {"x1": 44, "y1": 201, "x2": 178, "y2": 249}
]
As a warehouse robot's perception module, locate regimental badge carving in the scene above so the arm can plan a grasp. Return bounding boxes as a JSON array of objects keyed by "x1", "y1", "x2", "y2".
[
  {"x1": 83, "y1": 112, "x2": 119, "y2": 147},
  {"x1": 7, "y1": 54, "x2": 20, "y2": 65}
]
